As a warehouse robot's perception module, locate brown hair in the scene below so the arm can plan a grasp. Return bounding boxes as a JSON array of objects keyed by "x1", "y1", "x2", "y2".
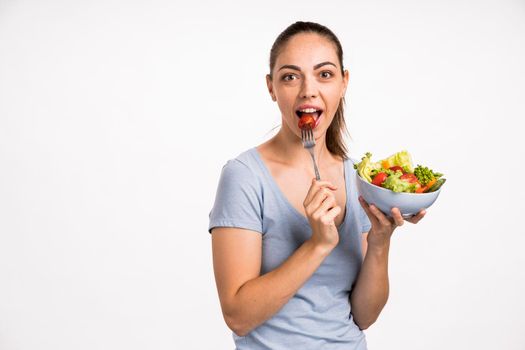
[{"x1": 268, "y1": 21, "x2": 349, "y2": 159}]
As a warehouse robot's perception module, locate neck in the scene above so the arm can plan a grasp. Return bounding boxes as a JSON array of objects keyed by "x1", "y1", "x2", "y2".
[{"x1": 268, "y1": 126, "x2": 338, "y2": 169}]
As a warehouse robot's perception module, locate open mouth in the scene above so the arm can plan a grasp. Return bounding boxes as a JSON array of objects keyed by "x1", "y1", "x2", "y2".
[{"x1": 295, "y1": 107, "x2": 323, "y2": 128}]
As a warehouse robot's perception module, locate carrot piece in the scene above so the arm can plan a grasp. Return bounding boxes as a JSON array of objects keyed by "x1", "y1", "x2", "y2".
[
  {"x1": 424, "y1": 178, "x2": 437, "y2": 192},
  {"x1": 418, "y1": 178, "x2": 437, "y2": 193}
]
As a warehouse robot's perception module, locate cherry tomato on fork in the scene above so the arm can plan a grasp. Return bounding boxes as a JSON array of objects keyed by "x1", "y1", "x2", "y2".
[{"x1": 298, "y1": 114, "x2": 316, "y2": 129}]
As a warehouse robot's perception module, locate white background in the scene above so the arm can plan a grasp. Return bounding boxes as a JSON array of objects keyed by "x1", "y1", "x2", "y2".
[{"x1": 1, "y1": 0, "x2": 524, "y2": 349}]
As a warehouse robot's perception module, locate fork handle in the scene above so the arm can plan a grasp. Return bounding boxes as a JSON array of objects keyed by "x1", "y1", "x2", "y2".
[{"x1": 308, "y1": 149, "x2": 321, "y2": 181}]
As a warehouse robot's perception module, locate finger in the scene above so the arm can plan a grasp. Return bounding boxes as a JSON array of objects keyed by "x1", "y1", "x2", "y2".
[
  {"x1": 406, "y1": 209, "x2": 426, "y2": 224},
  {"x1": 306, "y1": 187, "x2": 334, "y2": 216},
  {"x1": 358, "y1": 196, "x2": 379, "y2": 226},
  {"x1": 322, "y1": 205, "x2": 342, "y2": 224},
  {"x1": 390, "y1": 207, "x2": 404, "y2": 227},
  {"x1": 303, "y1": 178, "x2": 337, "y2": 207},
  {"x1": 312, "y1": 195, "x2": 337, "y2": 219},
  {"x1": 367, "y1": 203, "x2": 392, "y2": 227}
]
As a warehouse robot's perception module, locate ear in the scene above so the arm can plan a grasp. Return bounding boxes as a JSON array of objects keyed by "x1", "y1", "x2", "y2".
[
  {"x1": 266, "y1": 74, "x2": 276, "y2": 101},
  {"x1": 341, "y1": 69, "x2": 350, "y2": 97}
]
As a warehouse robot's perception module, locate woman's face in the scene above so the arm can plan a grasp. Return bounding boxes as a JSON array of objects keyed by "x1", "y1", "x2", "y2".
[{"x1": 267, "y1": 32, "x2": 349, "y2": 140}]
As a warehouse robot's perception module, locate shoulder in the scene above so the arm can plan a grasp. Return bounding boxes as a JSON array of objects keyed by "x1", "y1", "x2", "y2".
[
  {"x1": 231, "y1": 148, "x2": 261, "y2": 171},
  {"x1": 221, "y1": 148, "x2": 261, "y2": 178},
  {"x1": 210, "y1": 148, "x2": 265, "y2": 234},
  {"x1": 345, "y1": 156, "x2": 359, "y2": 177},
  {"x1": 218, "y1": 148, "x2": 264, "y2": 191},
  {"x1": 347, "y1": 156, "x2": 359, "y2": 168}
]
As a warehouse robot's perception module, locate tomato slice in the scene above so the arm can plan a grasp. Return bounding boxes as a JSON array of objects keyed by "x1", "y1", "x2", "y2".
[
  {"x1": 400, "y1": 173, "x2": 418, "y2": 183},
  {"x1": 389, "y1": 166, "x2": 404, "y2": 173},
  {"x1": 372, "y1": 172, "x2": 388, "y2": 186},
  {"x1": 298, "y1": 114, "x2": 316, "y2": 129},
  {"x1": 400, "y1": 173, "x2": 422, "y2": 192}
]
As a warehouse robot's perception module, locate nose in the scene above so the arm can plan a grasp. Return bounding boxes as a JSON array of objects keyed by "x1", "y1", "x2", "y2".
[{"x1": 299, "y1": 76, "x2": 318, "y2": 99}]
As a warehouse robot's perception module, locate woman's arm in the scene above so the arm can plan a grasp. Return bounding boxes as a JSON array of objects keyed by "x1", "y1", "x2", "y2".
[
  {"x1": 212, "y1": 227, "x2": 332, "y2": 336},
  {"x1": 350, "y1": 197, "x2": 426, "y2": 330},
  {"x1": 350, "y1": 231, "x2": 390, "y2": 330},
  {"x1": 212, "y1": 179, "x2": 341, "y2": 336}
]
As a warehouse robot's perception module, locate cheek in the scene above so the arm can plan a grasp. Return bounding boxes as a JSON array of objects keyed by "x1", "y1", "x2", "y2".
[
  {"x1": 326, "y1": 85, "x2": 344, "y2": 106},
  {"x1": 328, "y1": 84, "x2": 344, "y2": 98},
  {"x1": 274, "y1": 89, "x2": 295, "y2": 111}
]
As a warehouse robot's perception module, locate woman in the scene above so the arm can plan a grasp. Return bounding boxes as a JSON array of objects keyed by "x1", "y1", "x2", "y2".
[{"x1": 208, "y1": 21, "x2": 425, "y2": 349}]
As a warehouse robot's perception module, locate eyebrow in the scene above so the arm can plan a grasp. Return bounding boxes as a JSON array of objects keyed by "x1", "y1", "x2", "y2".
[
  {"x1": 314, "y1": 61, "x2": 337, "y2": 70},
  {"x1": 278, "y1": 61, "x2": 338, "y2": 72}
]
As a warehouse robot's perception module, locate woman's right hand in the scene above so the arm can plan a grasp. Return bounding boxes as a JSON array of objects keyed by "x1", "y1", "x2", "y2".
[{"x1": 303, "y1": 178, "x2": 341, "y2": 250}]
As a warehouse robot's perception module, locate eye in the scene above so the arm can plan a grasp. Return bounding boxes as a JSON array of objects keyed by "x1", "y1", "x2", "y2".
[
  {"x1": 320, "y1": 71, "x2": 333, "y2": 79},
  {"x1": 282, "y1": 74, "x2": 298, "y2": 82}
]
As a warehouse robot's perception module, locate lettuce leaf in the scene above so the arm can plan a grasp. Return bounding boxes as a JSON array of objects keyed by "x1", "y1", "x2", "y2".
[
  {"x1": 355, "y1": 152, "x2": 381, "y2": 183},
  {"x1": 382, "y1": 172, "x2": 417, "y2": 193},
  {"x1": 380, "y1": 150, "x2": 414, "y2": 173}
]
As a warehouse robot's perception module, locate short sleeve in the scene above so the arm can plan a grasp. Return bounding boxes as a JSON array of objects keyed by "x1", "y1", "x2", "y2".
[
  {"x1": 208, "y1": 159, "x2": 263, "y2": 234},
  {"x1": 350, "y1": 157, "x2": 371, "y2": 233},
  {"x1": 359, "y1": 204, "x2": 371, "y2": 233}
]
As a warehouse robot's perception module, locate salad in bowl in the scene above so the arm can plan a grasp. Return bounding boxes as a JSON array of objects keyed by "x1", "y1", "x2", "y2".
[{"x1": 354, "y1": 151, "x2": 446, "y2": 217}]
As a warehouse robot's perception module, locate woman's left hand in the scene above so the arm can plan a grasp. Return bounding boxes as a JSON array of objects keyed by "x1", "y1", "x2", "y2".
[{"x1": 358, "y1": 196, "x2": 426, "y2": 249}]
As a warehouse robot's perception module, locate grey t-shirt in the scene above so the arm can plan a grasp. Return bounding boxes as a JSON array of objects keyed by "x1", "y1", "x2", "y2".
[{"x1": 209, "y1": 148, "x2": 372, "y2": 350}]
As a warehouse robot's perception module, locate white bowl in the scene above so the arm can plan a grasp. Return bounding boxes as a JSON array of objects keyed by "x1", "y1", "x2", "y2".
[{"x1": 355, "y1": 172, "x2": 442, "y2": 218}]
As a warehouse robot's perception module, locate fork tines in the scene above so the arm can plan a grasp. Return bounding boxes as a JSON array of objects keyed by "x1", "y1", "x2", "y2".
[{"x1": 301, "y1": 127, "x2": 315, "y2": 148}]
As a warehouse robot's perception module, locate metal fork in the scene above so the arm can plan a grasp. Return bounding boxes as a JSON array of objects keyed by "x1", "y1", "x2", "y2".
[{"x1": 301, "y1": 127, "x2": 321, "y2": 180}]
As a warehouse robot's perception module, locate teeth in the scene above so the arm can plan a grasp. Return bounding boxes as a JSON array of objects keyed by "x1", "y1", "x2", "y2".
[{"x1": 299, "y1": 108, "x2": 319, "y2": 113}]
